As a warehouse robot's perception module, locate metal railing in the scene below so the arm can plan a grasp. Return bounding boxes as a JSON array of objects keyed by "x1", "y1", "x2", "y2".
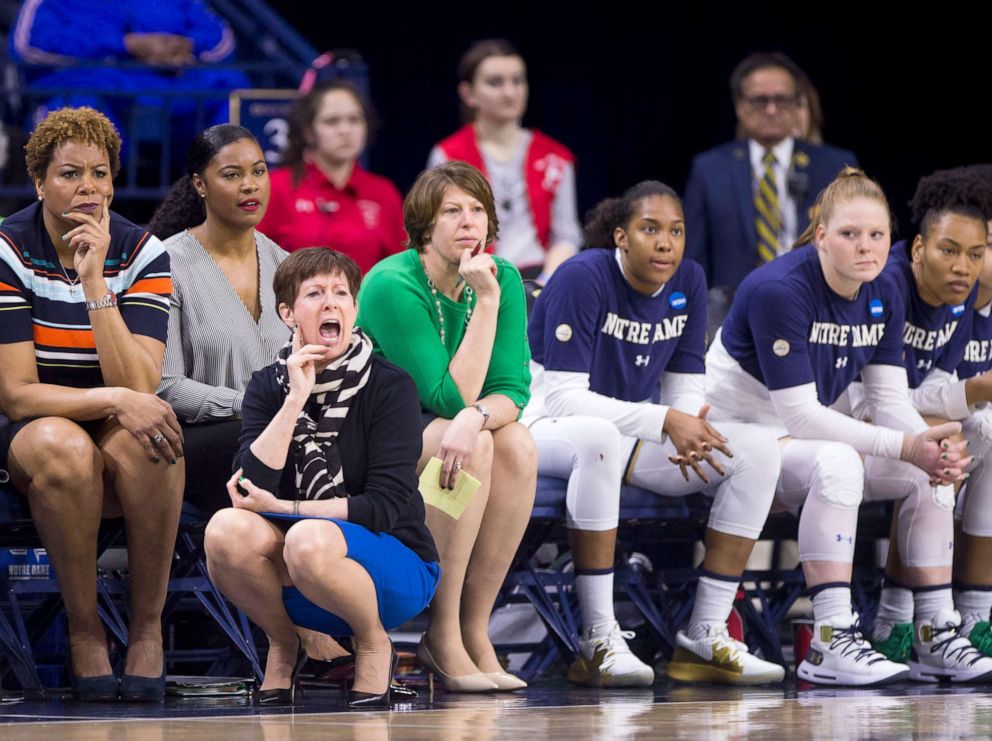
[{"x1": 0, "y1": 0, "x2": 320, "y2": 208}]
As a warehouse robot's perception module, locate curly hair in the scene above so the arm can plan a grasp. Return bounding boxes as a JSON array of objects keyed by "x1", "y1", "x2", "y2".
[
  {"x1": 582, "y1": 181, "x2": 681, "y2": 249},
  {"x1": 404, "y1": 162, "x2": 498, "y2": 252},
  {"x1": 965, "y1": 164, "x2": 992, "y2": 190},
  {"x1": 25, "y1": 106, "x2": 121, "y2": 182},
  {"x1": 910, "y1": 167, "x2": 992, "y2": 239}
]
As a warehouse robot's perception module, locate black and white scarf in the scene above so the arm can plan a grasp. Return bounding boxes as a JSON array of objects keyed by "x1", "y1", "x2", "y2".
[{"x1": 274, "y1": 328, "x2": 373, "y2": 501}]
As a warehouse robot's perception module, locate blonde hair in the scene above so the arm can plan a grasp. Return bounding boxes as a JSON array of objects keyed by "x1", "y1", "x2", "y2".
[{"x1": 793, "y1": 166, "x2": 889, "y2": 249}]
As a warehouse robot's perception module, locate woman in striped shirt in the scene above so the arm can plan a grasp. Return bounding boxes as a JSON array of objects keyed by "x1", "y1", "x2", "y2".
[
  {"x1": 149, "y1": 125, "x2": 288, "y2": 514},
  {"x1": 0, "y1": 107, "x2": 180, "y2": 702}
]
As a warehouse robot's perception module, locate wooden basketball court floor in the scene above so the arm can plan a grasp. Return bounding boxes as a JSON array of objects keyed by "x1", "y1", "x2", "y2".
[{"x1": 4, "y1": 679, "x2": 992, "y2": 739}]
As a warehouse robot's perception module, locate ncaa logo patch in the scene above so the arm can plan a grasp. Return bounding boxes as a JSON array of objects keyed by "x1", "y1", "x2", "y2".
[
  {"x1": 669, "y1": 291, "x2": 687, "y2": 310},
  {"x1": 952, "y1": 304, "x2": 966, "y2": 317},
  {"x1": 772, "y1": 339, "x2": 790, "y2": 357},
  {"x1": 869, "y1": 299, "x2": 884, "y2": 318},
  {"x1": 555, "y1": 323, "x2": 573, "y2": 342}
]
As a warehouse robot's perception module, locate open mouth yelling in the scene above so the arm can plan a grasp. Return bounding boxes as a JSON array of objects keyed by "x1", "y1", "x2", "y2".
[{"x1": 319, "y1": 319, "x2": 341, "y2": 342}]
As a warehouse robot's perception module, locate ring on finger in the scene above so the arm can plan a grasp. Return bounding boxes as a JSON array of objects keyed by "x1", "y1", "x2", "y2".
[
  {"x1": 453, "y1": 461, "x2": 462, "y2": 471},
  {"x1": 152, "y1": 433, "x2": 165, "y2": 445}
]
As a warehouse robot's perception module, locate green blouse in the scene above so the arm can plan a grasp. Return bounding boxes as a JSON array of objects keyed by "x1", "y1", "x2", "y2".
[{"x1": 357, "y1": 249, "x2": 531, "y2": 419}]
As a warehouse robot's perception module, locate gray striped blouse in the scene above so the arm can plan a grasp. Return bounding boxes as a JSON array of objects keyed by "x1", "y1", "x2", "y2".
[{"x1": 157, "y1": 230, "x2": 290, "y2": 423}]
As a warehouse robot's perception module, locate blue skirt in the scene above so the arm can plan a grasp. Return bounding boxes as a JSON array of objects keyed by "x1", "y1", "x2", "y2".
[{"x1": 262, "y1": 513, "x2": 440, "y2": 637}]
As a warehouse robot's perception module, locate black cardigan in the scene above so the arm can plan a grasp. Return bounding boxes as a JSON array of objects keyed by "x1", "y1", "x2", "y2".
[{"x1": 236, "y1": 355, "x2": 439, "y2": 563}]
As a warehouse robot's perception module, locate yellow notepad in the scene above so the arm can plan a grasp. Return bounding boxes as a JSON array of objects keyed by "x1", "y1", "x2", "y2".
[{"x1": 418, "y1": 457, "x2": 481, "y2": 520}]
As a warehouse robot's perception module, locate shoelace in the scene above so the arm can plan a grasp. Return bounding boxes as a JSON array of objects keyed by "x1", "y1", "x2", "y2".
[
  {"x1": 708, "y1": 626, "x2": 746, "y2": 661},
  {"x1": 597, "y1": 626, "x2": 637, "y2": 668},
  {"x1": 931, "y1": 623, "x2": 986, "y2": 667},
  {"x1": 829, "y1": 624, "x2": 888, "y2": 666}
]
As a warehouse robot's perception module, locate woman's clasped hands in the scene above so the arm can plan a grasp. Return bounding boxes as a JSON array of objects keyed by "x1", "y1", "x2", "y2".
[{"x1": 664, "y1": 403, "x2": 734, "y2": 484}]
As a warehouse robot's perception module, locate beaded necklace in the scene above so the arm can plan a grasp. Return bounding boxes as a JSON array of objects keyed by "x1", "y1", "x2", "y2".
[{"x1": 422, "y1": 257, "x2": 473, "y2": 345}]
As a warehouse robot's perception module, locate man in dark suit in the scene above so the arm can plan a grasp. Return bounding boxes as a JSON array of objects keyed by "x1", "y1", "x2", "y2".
[{"x1": 684, "y1": 52, "x2": 857, "y2": 331}]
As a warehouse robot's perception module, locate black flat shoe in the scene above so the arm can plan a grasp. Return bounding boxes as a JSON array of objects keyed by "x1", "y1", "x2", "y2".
[
  {"x1": 69, "y1": 669, "x2": 119, "y2": 702},
  {"x1": 257, "y1": 638, "x2": 307, "y2": 706},
  {"x1": 349, "y1": 644, "x2": 397, "y2": 710},
  {"x1": 120, "y1": 670, "x2": 166, "y2": 702}
]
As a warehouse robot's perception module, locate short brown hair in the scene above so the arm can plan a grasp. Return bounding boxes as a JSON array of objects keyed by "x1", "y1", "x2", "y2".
[
  {"x1": 404, "y1": 162, "x2": 498, "y2": 252},
  {"x1": 273, "y1": 248, "x2": 362, "y2": 309},
  {"x1": 25, "y1": 106, "x2": 122, "y2": 182}
]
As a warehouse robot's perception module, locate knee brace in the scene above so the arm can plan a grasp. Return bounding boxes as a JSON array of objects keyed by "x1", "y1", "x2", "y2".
[
  {"x1": 535, "y1": 416, "x2": 623, "y2": 532},
  {"x1": 863, "y1": 454, "x2": 954, "y2": 569},
  {"x1": 705, "y1": 422, "x2": 782, "y2": 540},
  {"x1": 782, "y1": 440, "x2": 864, "y2": 563},
  {"x1": 898, "y1": 477, "x2": 955, "y2": 569},
  {"x1": 809, "y1": 442, "x2": 865, "y2": 508},
  {"x1": 959, "y1": 420, "x2": 992, "y2": 537}
]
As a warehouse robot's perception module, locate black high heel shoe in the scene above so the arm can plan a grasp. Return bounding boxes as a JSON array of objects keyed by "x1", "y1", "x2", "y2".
[
  {"x1": 257, "y1": 638, "x2": 307, "y2": 706},
  {"x1": 348, "y1": 644, "x2": 397, "y2": 710},
  {"x1": 69, "y1": 668, "x2": 119, "y2": 702},
  {"x1": 120, "y1": 668, "x2": 166, "y2": 702},
  {"x1": 308, "y1": 653, "x2": 418, "y2": 698}
]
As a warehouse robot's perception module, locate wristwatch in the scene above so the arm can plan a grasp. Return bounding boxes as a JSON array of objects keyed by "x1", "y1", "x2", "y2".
[
  {"x1": 472, "y1": 403, "x2": 491, "y2": 426},
  {"x1": 85, "y1": 291, "x2": 118, "y2": 311}
]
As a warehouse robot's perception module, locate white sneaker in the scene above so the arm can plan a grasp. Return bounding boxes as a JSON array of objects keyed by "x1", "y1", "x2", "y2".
[
  {"x1": 798, "y1": 614, "x2": 909, "y2": 686},
  {"x1": 567, "y1": 622, "x2": 655, "y2": 687},
  {"x1": 667, "y1": 624, "x2": 785, "y2": 685},
  {"x1": 910, "y1": 609, "x2": 992, "y2": 683}
]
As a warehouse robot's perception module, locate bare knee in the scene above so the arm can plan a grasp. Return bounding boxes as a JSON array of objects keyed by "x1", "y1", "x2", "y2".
[
  {"x1": 100, "y1": 424, "x2": 181, "y2": 483},
  {"x1": 283, "y1": 520, "x2": 347, "y2": 580},
  {"x1": 493, "y1": 422, "x2": 537, "y2": 478},
  {"x1": 465, "y1": 429, "x2": 494, "y2": 476},
  {"x1": 11, "y1": 418, "x2": 102, "y2": 495},
  {"x1": 205, "y1": 509, "x2": 271, "y2": 566}
]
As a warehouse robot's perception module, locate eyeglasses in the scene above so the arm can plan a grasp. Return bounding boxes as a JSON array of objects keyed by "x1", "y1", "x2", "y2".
[{"x1": 744, "y1": 94, "x2": 801, "y2": 111}]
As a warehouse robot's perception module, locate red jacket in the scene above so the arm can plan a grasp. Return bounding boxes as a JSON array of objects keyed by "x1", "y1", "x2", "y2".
[{"x1": 437, "y1": 124, "x2": 575, "y2": 249}]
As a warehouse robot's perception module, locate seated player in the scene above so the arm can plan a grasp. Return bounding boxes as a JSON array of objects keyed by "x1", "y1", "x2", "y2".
[
  {"x1": 706, "y1": 168, "x2": 970, "y2": 685},
  {"x1": 529, "y1": 180, "x2": 785, "y2": 685},
  {"x1": 863, "y1": 168, "x2": 992, "y2": 682}
]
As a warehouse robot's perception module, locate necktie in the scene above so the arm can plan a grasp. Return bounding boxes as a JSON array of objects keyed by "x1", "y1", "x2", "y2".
[{"x1": 755, "y1": 150, "x2": 781, "y2": 264}]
